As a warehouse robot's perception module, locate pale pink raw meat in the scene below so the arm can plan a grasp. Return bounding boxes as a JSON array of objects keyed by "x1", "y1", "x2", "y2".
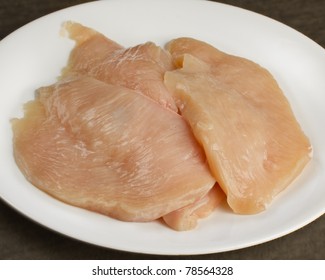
[
  {"x1": 63, "y1": 22, "x2": 178, "y2": 112},
  {"x1": 12, "y1": 76, "x2": 215, "y2": 223},
  {"x1": 163, "y1": 184, "x2": 225, "y2": 231},
  {"x1": 164, "y1": 37, "x2": 312, "y2": 214}
]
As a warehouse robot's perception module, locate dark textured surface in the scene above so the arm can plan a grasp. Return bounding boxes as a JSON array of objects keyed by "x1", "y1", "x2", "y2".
[{"x1": 0, "y1": 0, "x2": 324, "y2": 260}]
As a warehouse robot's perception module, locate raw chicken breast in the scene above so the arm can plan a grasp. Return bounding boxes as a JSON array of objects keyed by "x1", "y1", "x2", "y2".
[
  {"x1": 12, "y1": 76, "x2": 215, "y2": 222},
  {"x1": 63, "y1": 22, "x2": 178, "y2": 112},
  {"x1": 61, "y1": 21, "x2": 123, "y2": 69},
  {"x1": 164, "y1": 38, "x2": 312, "y2": 214},
  {"x1": 163, "y1": 184, "x2": 225, "y2": 231}
]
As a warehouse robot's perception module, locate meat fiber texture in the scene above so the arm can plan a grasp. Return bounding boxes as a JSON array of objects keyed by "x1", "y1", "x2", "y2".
[
  {"x1": 11, "y1": 22, "x2": 311, "y2": 231},
  {"x1": 164, "y1": 37, "x2": 312, "y2": 214}
]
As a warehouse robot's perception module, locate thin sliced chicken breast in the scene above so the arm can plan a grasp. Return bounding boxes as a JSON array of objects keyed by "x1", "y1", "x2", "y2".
[
  {"x1": 12, "y1": 76, "x2": 215, "y2": 223},
  {"x1": 164, "y1": 38, "x2": 312, "y2": 214},
  {"x1": 63, "y1": 21, "x2": 178, "y2": 112},
  {"x1": 163, "y1": 184, "x2": 225, "y2": 231}
]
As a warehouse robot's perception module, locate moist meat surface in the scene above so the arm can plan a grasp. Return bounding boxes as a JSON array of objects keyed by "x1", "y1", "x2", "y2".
[
  {"x1": 164, "y1": 38, "x2": 312, "y2": 214},
  {"x1": 12, "y1": 76, "x2": 215, "y2": 222},
  {"x1": 11, "y1": 24, "x2": 312, "y2": 231}
]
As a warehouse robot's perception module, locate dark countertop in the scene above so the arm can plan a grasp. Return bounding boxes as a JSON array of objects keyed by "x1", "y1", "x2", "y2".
[{"x1": 0, "y1": 0, "x2": 324, "y2": 260}]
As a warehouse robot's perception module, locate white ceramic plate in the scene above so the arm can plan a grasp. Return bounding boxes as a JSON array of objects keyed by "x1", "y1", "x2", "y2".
[{"x1": 0, "y1": 0, "x2": 324, "y2": 255}]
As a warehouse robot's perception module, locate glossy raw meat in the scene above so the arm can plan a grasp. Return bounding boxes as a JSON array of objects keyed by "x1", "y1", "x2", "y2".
[
  {"x1": 63, "y1": 22, "x2": 178, "y2": 112},
  {"x1": 165, "y1": 38, "x2": 312, "y2": 214},
  {"x1": 163, "y1": 184, "x2": 225, "y2": 231},
  {"x1": 12, "y1": 76, "x2": 215, "y2": 222}
]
